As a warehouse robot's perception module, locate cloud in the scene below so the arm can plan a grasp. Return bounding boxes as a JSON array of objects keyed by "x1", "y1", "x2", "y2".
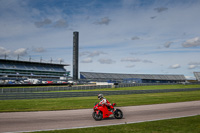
[
  {"x1": 81, "y1": 58, "x2": 93, "y2": 63},
  {"x1": 57, "y1": 58, "x2": 64, "y2": 63},
  {"x1": 188, "y1": 62, "x2": 200, "y2": 69},
  {"x1": 126, "y1": 64, "x2": 135, "y2": 68},
  {"x1": 131, "y1": 36, "x2": 140, "y2": 40},
  {"x1": 98, "y1": 58, "x2": 115, "y2": 64},
  {"x1": 34, "y1": 18, "x2": 52, "y2": 28},
  {"x1": 182, "y1": 37, "x2": 200, "y2": 47},
  {"x1": 121, "y1": 57, "x2": 153, "y2": 64},
  {"x1": 80, "y1": 51, "x2": 89, "y2": 57},
  {"x1": 164, "y1": 41, "x2": 173, "y2": 48},
  {"x1": 121, "y1": 57, "x2": 141, "y2": 62},
  {"x1": 189, "y1": 62, "x2": 200, "y2": 65},
  {"x1": 54, "y1": 19, "x2": 68, "y2": 28},
  {"x1": 188, "y1": 65, "x2": 197, "y2": 69},
  {"x1": 185, "y1": 76, "x2": 195, "y2": 80},
  {"x1": 0, "y1": 46, "x2": 11, "y2": 57},
  {"x1": 0, "y1": 47, "x2": 28, "y2": 57},
  {"x1": 143, "y1": 60, "x2": 153, "y2": 63},
  {"x1": 150, "y1": 16, "x2": 157, "y2": 19},
  {"x1": 13, "y1": 48, "x2": 28, "y2": 56},
  {"x1": 154, "y1": 7, "x2": 168, "y2": 13},
  {"x1": 169, "y1": 64, "x2": 181, "y2": 69},
  {"x1": 88, "y1": 51, "x2": 106, "y2": 57},
  {"x1": 80, "y1": 51, "x2": 106, "y2": 57},
  {"x1": 32, "y1": 47, "x2": 46, "y2": 53},
  {"x1": 34, "y1": 18, "x2": 68, "y2": 28},
  {"x1": 94, "y1": 17, "x2": 111, "y2": 25}
]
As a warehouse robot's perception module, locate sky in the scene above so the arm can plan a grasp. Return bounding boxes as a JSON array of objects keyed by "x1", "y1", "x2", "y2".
[{"x1": 0, "y1": 0, "x2": 200, "y2": 79}]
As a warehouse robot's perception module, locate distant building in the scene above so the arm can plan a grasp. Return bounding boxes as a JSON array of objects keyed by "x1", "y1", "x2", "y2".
[
  {"x1": 0, "y1": 59, "x2": 70, "y2": 82},
  {"x1": 194, "y1": 72, "x2": 200, "y2": 81},
  {"x1": 80, "y1": 72, "x2": 186, "y2": 83}
]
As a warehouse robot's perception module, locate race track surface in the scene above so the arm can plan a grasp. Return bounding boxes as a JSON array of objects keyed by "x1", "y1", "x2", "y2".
[{"x1": 0, "y1": 101, "x2": 200, "y2": 133}]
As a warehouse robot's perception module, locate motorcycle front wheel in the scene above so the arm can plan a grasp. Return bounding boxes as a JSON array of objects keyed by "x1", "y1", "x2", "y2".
[
  {"x1": 114, "y1": 109, "x2": 123, "y2": 119},
  {"x1": 92, "y1": 111, "x2": 103, "y2": 121}
]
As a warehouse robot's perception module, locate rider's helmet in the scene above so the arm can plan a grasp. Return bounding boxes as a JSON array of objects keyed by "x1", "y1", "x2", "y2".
[{"x1": 98, "y1": 94, "x2": 103, "y2": 100}]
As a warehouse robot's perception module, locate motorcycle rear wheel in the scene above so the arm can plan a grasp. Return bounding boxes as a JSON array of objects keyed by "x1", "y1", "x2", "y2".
[
  {"x1": 92, "y1": 111, "x2": 103, "y2": 121},
  {"x1": 114, "y1": 109, "x2": 123, "y2": 119}
]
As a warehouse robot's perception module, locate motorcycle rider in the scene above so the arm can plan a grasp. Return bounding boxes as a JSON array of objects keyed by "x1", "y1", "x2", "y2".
[{"x1": 98, "y1": 94, "x2": 114, "y2": 112}]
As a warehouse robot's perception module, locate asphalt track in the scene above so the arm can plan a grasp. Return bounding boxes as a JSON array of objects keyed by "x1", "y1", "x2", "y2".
[{"x1": 0, "y1": 101, "x2": 200, "y2": 133}]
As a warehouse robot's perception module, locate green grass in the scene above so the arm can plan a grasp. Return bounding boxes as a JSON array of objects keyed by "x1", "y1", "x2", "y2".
[
  {"x1": 38, "y1": 84, "x2": 200, "y2": 93},
  {"x1": 33, "y1": 115, "x2": 200, "y2": 133},
  {"x1": 1, "y1": 90, "x2": 200, "y2": 112}
]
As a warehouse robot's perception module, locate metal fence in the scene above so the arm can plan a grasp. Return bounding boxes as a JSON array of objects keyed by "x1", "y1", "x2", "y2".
[
  {"x1": 0, "y1": 88, "x2": 200, "y2": 100},
  {"x1": 0, "y1": 85, "x2": 111, "y2": 93},
  {"x1": 1, "y1": 83, "x2": 200, "y2": 100},
  {"x1": 0, "y1": 83, "x2": 177, "y2": 93},
  {"x1": 114, "y1": 83, "x2": 177, "y2": 88}
]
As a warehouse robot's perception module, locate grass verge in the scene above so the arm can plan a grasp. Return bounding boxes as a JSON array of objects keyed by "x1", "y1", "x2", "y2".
[
  {"x1": 0, "y1": 90, "x2": 200, "y2": 112},
  {"x1": 44, "y1": 84, "x2": 200, "y2": 92},
  {"x1": 33, "y1": 115, "x2": 200, "y2": 133}
]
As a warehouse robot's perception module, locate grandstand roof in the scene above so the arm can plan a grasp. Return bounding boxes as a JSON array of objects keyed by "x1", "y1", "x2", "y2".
[
  {"x1": 194, "y1": 72, "x2": 200, "y2": 81},
  {"x1": 0, "y1": 59, "x2": 69, "y2": 66},
  {"x1": 80, "y1": 72, "x2": 186, "y2": 81}
]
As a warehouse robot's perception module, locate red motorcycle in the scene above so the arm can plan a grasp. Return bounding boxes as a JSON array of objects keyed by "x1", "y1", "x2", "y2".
[{"x1": 92, "y1": 102, "x2": 123, "y2": 121}]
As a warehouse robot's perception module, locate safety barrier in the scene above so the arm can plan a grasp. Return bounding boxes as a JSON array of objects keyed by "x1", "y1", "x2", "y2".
[
  {"x1": 0, "y1": 88, "x2": 200, "y2": 100},
  {"x1": 0, "y1": 83, "x2": 177, "y2": 93}
]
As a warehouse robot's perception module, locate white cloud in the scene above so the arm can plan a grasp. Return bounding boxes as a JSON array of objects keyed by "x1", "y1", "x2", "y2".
[
  {"x1": 120, "y1": 57, "x2": 152, "y2": 64},
  {"x1": 188, "y1": 62, "x2": 200, "y2": 69},
  {"x1": 185, "y1": 76, "x2": 195, "y2": 80},
  {"x1": 189, "y1": 62, "x2": 200, "y2": 65},
  {"x1": 13, "y1": 48, "x2": 27, "y2": 56},
  {"x1": 126, "y1": 64, "x2": 135, "y2": 68},
  {"x1": 182, "y1": 37, "x2": 200, "y2": 48},
  {"x1": 94, "y1": 17, "x2": 111, "y2": 25},
  {"x1": 143, "y1": 60, "x2": 153, "y2": 63},
  {"x1": 32, "y1": 47, "x2": 46, "y2": 53},
  {"x1": 88, "y1": 51, "x2": 106, "y2": 57},
  {"x1": 188, "y1": 65, "x2": 197, "y2": 69},
  {"x1": 0, "y1": 46, "x2": 11, "y2": 57},
  {"x1": 80, "y1": 51, "x2": 107, "y2": 57},
  {"x1": 121, "y1": 57, "x2": 141, "y2": 62},
  {"x1": 81, "y1": 58, "x2": 93, "y2": 63},
  {"x1": 98, "y1": 58, "x2": 115, "y2": 64},
  {"x1": 164, "y1": 41, "x2": 173, "y2": 48},
  {"x1": 169, "y1": 64, "x2": 181, "y2": 69},
  {"x1": 57, "y1": 58, "x2": 64, "y2": 63}
]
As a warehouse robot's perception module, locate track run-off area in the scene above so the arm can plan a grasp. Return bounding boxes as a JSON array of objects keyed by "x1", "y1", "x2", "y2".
[{"x1": 0, "y1": 100, "x2": 200, "y2": 133}]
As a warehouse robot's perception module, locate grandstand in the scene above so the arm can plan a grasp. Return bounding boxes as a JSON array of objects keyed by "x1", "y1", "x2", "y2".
[
  {"x1": 80, "y1": 72, "x2": 186, "y2": 83},
  {"x1": 194, "y1": 72, "x2": 200, "y2": 81},
  {"x1": 0, "y1": 59, "x2": 70, "y2": 84}
]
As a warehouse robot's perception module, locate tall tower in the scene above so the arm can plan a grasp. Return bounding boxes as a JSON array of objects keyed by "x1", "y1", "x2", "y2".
[{"x1": 73, "y1": 31, "x2": 79, "y2": 81}]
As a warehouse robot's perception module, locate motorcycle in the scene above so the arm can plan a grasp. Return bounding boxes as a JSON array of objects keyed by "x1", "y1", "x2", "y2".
[{"x1": 92, "y1": 102, "x2": 123, "y2": 121}]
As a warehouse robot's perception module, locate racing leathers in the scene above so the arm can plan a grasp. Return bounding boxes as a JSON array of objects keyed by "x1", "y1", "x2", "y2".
[{"x1": 99, "y1": 98, "x2": 114, "y2": 111}]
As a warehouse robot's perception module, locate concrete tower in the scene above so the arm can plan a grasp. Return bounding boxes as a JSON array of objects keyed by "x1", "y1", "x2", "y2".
[{"x1": 73, "y1": 31, "x2": 79, "y2": 80}]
